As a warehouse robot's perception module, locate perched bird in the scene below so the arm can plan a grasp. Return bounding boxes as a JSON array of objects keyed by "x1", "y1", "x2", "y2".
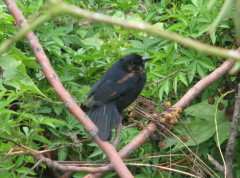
[{"x1": 87, "y1": 53, "x2": 152, "y2": 141}]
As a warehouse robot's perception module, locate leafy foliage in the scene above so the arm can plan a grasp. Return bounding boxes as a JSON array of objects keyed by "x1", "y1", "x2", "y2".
[
  {"x1": 0, "y1": 0, "x2": 239, "y2": 177},
  {"x1": 164, "y1": 98, "x2": 230, "y2": 152}
]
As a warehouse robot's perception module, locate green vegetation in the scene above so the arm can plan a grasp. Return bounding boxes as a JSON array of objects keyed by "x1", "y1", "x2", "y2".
[{"x1": 0, "y1": 0, "x2": 239, "y2": 177}]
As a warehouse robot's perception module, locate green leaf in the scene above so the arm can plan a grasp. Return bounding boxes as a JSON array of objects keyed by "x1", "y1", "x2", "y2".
[
  {"x1": 32, "y1": 135, "x2": 52, "y2": 144},
  {"x1": 172, "y1": 118, "x2": 216, "y2": 151},
  {"x1": 184, "y1": 98, "x2": 226, "y2": 122},
  {"x1": 0, "y1": 56, "x2": 44, "y2": 96},
  {"x1": 153, "y1": 22, "x2": 164, "y2": 29},
  {"x1": 188, "y1": 61, "x2": 197, "y2": 82},
  {"x1": 130, "y1": 40, "x2": 144, "y2": 48},
  {"x1": 0, "y1": 95, "x2": 18, "y2": 110},
  {"x1": 22, "y1": 127, "x2": 29, "y2": 136},
  {"x1": 164, "y1": 80, "x2": 170, "y2": 95},
  {"x1": 40, "y1": 118, "x2": 66, "y2": 128},
  {"x1": 58, "y1": 147, "x2": 68, "y2": 161},
  {"x1": 210, "y1": 31, "x2": 216, "y2": 44},
  {"x1": 127, "y1": 14, "x2": 143, "y2": 22},
  {"x1": 81, "y1": 33, "x2": 103, "y2": 50},
  {"x1": 9, "y1": 48, "x2": 40, "y2": 70},
  {"x1": 169, "y1": 98, "x2": 229, "y2": 151},
  {"x1": 16, "y1": 167, "x2": 36, "y2": 175},
  {"x1": 14, "y1": 155, "x2": 24, "y2": 168},
  {"x1": 196, "y1": 63, "x2": 206, "y2": 78},
  {"x1": 198, "y1": 58, "x2": 215, "y2": 69},
  {"x1": 37, "y1": 106, "x2": 52, "y2": 114},
  {"x1": 53, "y1": 105, "x2": 64, "y2": 115},
  {"x1": 52, "y1": 37, "x2": 64, "y2": 46},
  {"x1": 89, "y1": 147, "x2": 103, "y2": 158},
  {"x1": 112, "y1": 10, "x2": 125, "y2": 19},
  {"x1": 191, "y1": 0, "x2": 203, "y2": 8},
  {"x1": 179, "y1": 72, "x2": 188, "y2": 86},
  {"x1": 173, "y1": 76, "x2": 178, "y2": 92},
  {"x1": 0, "y1": 108, "x2": 18, "y2": 115},
  {"x1": 181, "y1": 49, "x2": 194, "y2": 58},
  {"x1": 158, "y1": 84, "x2": 164, "y2": 100},
  {"x1": 174, "y1": 57, "x2": 192, "y2": 65},
  {"x1": 197, "y1": 23, "x2": 211, "y2": 36},
  {"x1": 46, "y1": 26, "x2": 71, "y2": 38}
]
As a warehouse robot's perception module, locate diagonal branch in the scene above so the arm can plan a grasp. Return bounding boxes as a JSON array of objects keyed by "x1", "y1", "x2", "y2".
[
  {"x1": 3, "y1": 0, "x2": 133, "y2": 177},
  {"x1": 3, "y1": 0, "x2": 240, "y2": 177},
  {"x1": 52, "y1": 0, "x2": 240, "y2": 62},
  {"x1": 86, "y1": 50, "x2": 239, "y2": 177},
  {"x1": 1, "y1": 0, "x2": 240, "y2": 63}
]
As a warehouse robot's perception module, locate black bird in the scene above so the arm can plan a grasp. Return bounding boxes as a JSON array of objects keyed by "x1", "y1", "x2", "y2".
[{"x1": 87, "y1": 53, "x2": 152, "y2": 141}]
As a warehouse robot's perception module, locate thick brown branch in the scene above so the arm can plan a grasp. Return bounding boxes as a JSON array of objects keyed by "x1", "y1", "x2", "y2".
[{"x1": 3, "y1": 0, "x2": 240, "y2": 177}]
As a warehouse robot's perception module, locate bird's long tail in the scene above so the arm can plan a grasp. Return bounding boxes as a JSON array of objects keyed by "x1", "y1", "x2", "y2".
[{"x1": 88, "y1": 102, "x2": 121, "y2": 141}]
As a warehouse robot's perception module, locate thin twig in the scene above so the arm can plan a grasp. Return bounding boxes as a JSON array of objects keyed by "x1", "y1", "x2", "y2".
[
  {"x1": 0, "y1": 137, "x2": 37, "y2": 154},
  {"x1": 113, "y1": 124, "x2": 122, "y2": 147},
  {"x1": 0, "y1": 136, "x2": 21, "y2": 147},
  {"x1": 214, "y1": 90, "x2": 234, "y2": 178},
  {"x1": 125, "y1": 163, "x2": 199, "y2": 178},
  {"x1": 208, "y1": 154, "x2": 224, "y2": 173},
  {"x1": 144, "y1": 69, "x2": 188, "y2": 87},
  {"x1": 158, "y1": 155, "x2": 192, "y2": 171},
  {"x1": 128, "y1": 104, "x2": 217, "y2": 177},
  {"x1": 62, "y1": 162, "x2": 199, "y2": 177},
  {"x1": 20, "y1": 159, "x2": 44, "y2": 178},
  {"x1": 57, "y1": 154, "x2": 185, "y2": 165}
]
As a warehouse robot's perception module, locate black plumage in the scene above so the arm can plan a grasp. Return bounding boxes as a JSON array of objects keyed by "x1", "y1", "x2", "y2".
[{"x1": 87, "y1": 53, "x2": 152, "y2": 141}]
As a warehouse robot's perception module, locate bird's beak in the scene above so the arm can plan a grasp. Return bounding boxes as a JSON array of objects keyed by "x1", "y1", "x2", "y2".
[{"x1": 142, "y1": 57, "x2": 153, "y2": 62}]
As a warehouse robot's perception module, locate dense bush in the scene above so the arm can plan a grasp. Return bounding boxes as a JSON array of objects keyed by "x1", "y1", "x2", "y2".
[{"x1": 0, "y1": 0, "x2": 239, "y2": 177}]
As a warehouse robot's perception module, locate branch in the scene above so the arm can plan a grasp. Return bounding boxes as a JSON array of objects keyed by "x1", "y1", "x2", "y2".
[
  {"x1": 1, "y1": 0, "x2": 240, "y2": 63},
  {"x1": 86, "y1": 51, "x2": 238, "y2": 177},
  {"x1": 3, "y1": 0, "x2": 133, "y2": 177},
  {"x1": 0, "y1": 136, "x2": 38, "y2": 154},
  {"x1": 208, "y1": 154, "x2": 224, "y2": 173},
  {"x1": 1, "y1": 136, "x2": 192, "y2": 177},
  {"x1": 2, "y1": 0, "x2": 240, "y2": 177},
  {"x1": 51, "y1": 0, "x2": 240, "y2": 62},
  {"x1": 224, "y1": 83, "x2": 240, "y2": 178},
  {"x1": 21, "y1": 159, "x2": 44, "y2": 178},
  {"x1": 124, "y1": 163, "x2": 198, "y2": 177},
  {"x1": 0, "y1": 137, "x2": 120, "y2": 174}
]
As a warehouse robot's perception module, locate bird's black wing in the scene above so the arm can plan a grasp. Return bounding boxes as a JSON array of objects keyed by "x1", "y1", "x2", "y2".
[
  {"x1": 87, "y1": 79, "x2": 102, "y2": 98},
  {"x1": 88, "y1": 72, "x2": 144, "y2": 106}
]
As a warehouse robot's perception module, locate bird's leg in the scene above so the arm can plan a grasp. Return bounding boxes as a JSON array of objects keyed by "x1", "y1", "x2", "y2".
[{"x1": 113, "y1": 124, "x2": 122, "y2": 147}]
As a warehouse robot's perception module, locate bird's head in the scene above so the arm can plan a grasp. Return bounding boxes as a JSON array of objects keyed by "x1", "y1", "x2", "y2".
[{"x1": 120, "y1": 53, "x2": 152, "y2": 73}]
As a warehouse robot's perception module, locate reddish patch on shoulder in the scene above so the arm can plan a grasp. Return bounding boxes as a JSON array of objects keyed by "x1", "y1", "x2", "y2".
[
  {"x1": 110, "y1": 91, "x2": 117, "y2": 96},
  {"x1": 117, "y1": 73, "x2": 135, "y2": 84}
]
